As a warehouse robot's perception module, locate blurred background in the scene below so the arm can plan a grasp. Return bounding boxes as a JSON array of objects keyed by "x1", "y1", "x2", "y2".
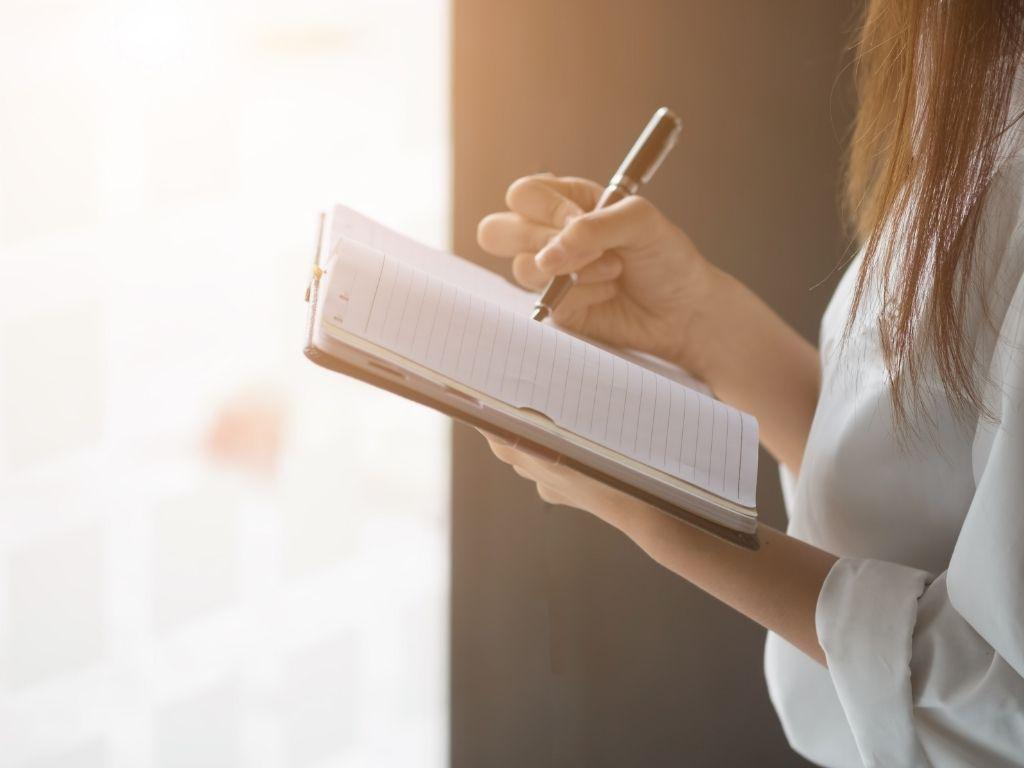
[
  {"x1": 0, "y1": 0, "x2": 449, "y2": 766},
  {"x1": 0, "y1": 1, "x2": 857, "y2": 767}
]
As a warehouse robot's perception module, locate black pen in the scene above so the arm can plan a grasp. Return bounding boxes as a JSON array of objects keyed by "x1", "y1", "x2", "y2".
[{"x1": 531, "y1": 107, "x2": 683, "y2": 322}]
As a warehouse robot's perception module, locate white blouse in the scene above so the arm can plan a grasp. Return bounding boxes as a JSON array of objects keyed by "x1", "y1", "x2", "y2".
[{"x1": 764, "y1": 155, "x2": 1024, "y2": 766}]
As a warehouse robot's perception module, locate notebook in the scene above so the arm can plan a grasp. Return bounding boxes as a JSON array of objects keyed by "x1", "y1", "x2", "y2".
[{"x1": 305, "y1": 206, "x2": 760, "y2": 548}]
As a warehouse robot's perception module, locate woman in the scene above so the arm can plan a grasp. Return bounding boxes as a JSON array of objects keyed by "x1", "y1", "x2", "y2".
[{"x1": 475, "y1": 2, "x2": 1024, "y2": 766}]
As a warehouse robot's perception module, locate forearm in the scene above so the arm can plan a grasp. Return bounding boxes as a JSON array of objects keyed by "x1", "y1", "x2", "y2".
[
  {"x1": 482, "y1": 430, "x2": 837, "y2": 665},
  {"x1": 688, "y1": 270, "x2": 820, "y2": 473},
  {"x1": 623, "y1": 502, "x2": 836, "y2": 665}
]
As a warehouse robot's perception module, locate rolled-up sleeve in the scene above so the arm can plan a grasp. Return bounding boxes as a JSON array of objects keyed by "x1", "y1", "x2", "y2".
[
  {"x1": 817, "y1": 557, "x2": 1024, "y2": 767},
  {"x1": 816, "y1": 558, "x2": 933, "y2": 765},
  {"x1": 814, "y1": 278, "x2": 1024, "y2": 768}
]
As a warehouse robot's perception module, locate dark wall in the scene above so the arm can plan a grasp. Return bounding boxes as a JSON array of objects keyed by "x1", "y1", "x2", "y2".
[{"x1": 450, "y1": 2, "x2": 858, "y2": 766}]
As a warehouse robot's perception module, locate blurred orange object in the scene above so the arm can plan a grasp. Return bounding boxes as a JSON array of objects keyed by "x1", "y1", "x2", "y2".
[{"x1": 203, "y1": 388, "x2": 287, "y2": 475}]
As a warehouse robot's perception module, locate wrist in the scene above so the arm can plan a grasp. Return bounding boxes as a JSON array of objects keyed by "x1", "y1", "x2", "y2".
[
  {"x1": 622, "y1": 501, "x2": 708, "y2": 569},
  {"x1": 668, "y1": 265, "x2": 744, "y2": 387}
]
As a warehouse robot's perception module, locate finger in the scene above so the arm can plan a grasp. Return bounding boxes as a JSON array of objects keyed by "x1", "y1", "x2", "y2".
[
  {"x1": 515, "y1": 250, "x2": 620, "y2": 292},
  {"x1": 543, "y1": 176, "x2": 607, "y2": 210},
  {"x1": 506, "y1": 175, "x2": 591, "y2": 227},
  {"x1": 477, "y1": 428, "x2": 569, "y2": 482},
  {"x1": 550, "y1": 282, "x2": 618, "y2": 324},
  {"x1": 490, "y1": 442, "x2": 565, "y2": 483},
  {"x1": 476, "y1": 427, "x2": 509, "y2": 445},
  {"x1": 506, "y1": 176, "x2": 582, "y2": 227},
  {"x1": 476, "y1": 428, "x2": 520, "y2": 463},
  {"x1": 513, "y1": 465, "x2": 536, "y2": 481},
  {"x1": 536, "y1": 483, "x2": 569, "y2": 505},
  {"x1": 506, "y1": 449, "x2": 571, "y2": 490},
  {"x1": 488, "y1": 442, "x2": 521, "y2": 466},
  {"x1": 507, "y1": 175, "x2": 606, "y2": 220},
  {"x1": 573, "y1": 252, "x2": 622, "y2": 284},
  {"x1": 477, "y1": 212, "x2": 559, "y2": 257},
  {"x1": 512, "y1": 252, "x2": 549, "y2": 291},
  {"x1": 535, "y1": 196, "x2": 660, "y2": 275}
]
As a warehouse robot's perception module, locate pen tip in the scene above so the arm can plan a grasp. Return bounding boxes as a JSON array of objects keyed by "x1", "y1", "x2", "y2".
[{"x1": 531, "y1": 307, "x2": 548, "y2": 322}]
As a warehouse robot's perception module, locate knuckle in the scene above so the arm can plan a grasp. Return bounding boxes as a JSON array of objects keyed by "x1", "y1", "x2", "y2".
[
  {"x1": 638, "y1": 200, "x2": 666, "y2": 231},
  {"x1": 550, "y1": 196, "x2": 582, "y2": 227},
  {"x1": 623, "y1": 195, "x2": 655, "y2": 218},
  {"x1": 563, "y1": 176, "x2": 605, "y2": 203},
  {"x1": 530, "y1": 226, "x2": 556, "y2": 252},
  {"x1": 549, "y1": 197, "x2": 571, "y2": 225},
  {"x1": 560, "y1": 216, "x2": 592, "y2": 249}
]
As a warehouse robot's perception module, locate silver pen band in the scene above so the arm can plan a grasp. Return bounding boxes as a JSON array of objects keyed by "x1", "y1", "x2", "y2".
[{"x1": 607, "y1": 174, "x2": 640, "y2": 197}]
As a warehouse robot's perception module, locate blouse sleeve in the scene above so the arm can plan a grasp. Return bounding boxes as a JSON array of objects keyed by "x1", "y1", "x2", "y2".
[
  {"x1": 778, "y1": 465, "x2": 799, "y2": 520},
  {"x1": 814, "y1": 275, "x2": 1024, "y2": 767}
]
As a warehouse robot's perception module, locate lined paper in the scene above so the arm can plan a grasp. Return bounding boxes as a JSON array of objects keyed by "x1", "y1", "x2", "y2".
[{"x1": 322, "y1": 226, "x2": 758, "y2": 508}]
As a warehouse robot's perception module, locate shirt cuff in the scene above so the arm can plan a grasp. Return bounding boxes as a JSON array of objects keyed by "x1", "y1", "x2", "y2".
[
  {"x1": 815, "y1": 557, "x2": 932, "y2": 767},
  {"x1": 778, "y1": 464, "x2": 798, "y2": 518}
]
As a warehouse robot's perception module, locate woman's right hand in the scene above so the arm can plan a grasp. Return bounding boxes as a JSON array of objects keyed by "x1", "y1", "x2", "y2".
[
  {"x1": 479, "y1": 173, "x2": 823, "y2": 472},
  {"x1": 476, "y1": 173, "x2": 726, "y2": 380}
]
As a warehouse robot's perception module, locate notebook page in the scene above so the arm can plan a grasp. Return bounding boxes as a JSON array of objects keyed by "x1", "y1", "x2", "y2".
[
  {"x1": 330, "y1": 205, "x2": 712, "y2": 394},
  {"x1": 330, "y1": 204, "x2": 535, "y2": 314},
  {"x1": 321, "y1": 236, "x2": 758, "y2": 508}
]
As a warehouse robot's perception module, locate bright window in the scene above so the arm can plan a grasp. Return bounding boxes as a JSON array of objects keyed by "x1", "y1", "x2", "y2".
[{"x1": 0, "y1": 1, "x2": 450, "y2": 765}]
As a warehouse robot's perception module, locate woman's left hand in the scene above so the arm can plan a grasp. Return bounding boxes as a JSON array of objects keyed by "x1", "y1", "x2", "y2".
[
  {"x1": 478, "y1": 430, "x2": 660, "y2": 539},
  {"x1": 479, "y1": 431, "x2": 836, "y2": 667}
]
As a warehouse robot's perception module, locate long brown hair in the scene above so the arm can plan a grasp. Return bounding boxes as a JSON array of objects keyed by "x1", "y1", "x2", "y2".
[{"x1": 846, "y1": 0, "x2": 1024, "y2": 425}]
